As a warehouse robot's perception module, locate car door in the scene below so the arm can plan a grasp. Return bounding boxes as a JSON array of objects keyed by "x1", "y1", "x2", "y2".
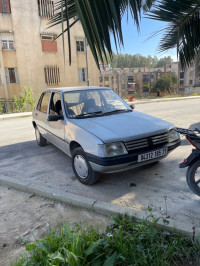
[
  {"x1": 46, "y1": 92, "x2": 66, "y2": 153},
  {"x1": 34, "y1": 91, "x2": 51, "y2": 138}
]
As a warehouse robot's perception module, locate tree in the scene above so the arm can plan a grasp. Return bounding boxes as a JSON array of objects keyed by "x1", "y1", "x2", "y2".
[
  {"x1": 155, "y1": 56, "x2": 173, "y2": 68},
  {"x1": 153, "y1": 74, "x2": 178, "y2": 95},
  {"x1": 148, "y1": 0, "x2": 200, "y2": 72},
  {"x1": 50, "y1": 0, "x2": 155, "y2": 67},
  {"x1": 107, "y1": 53, "x2": 173, "y2": 68},
  {"x1": 51, "y1": 0, "x2": 200, "y2": 72}
]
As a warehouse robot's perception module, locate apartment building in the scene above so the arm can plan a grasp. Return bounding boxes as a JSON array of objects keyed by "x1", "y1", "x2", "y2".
[
  {"x1": 0, "y1": 0, "x2": 99, "y2": 109},
  {"x1": 166, "y1": 62, "x2": 200, "y2": 94},
  {"x1": 99, "y1": 67, "x2": 174, "y2": 98}
]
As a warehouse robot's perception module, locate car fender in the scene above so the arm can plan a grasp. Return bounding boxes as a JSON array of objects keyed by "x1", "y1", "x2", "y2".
[{"x1": 64, "y1": 119, "x2": 103, "y2": 157}]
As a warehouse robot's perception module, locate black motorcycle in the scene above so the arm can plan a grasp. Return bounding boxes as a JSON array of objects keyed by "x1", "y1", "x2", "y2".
[{"x1": 175, "y1": 127, "x2": 200, "y2": 196}]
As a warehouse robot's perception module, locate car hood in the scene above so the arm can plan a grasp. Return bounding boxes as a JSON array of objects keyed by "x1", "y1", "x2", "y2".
[{"x1": 72, "y1": 111, "x2": 174, "y2": 143}]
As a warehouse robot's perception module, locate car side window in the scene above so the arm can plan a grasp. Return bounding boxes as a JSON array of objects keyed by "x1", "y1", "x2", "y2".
[
  {"x1": 37, "y1": 92, "x2": 50, "y2": 113},
  {"x1": 49, "y1": 92, "x2": 63, "y2": 116}
]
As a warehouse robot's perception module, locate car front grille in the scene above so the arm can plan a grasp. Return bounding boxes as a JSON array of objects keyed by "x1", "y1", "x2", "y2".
[{"x1": 124, "y1": 132, "x2": 169, "y2": 152}]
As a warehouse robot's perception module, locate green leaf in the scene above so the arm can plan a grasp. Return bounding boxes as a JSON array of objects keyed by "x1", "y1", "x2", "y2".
[
  {"x1": 103, "y1": 252, "x2": 118, "y2": 266},
  {"x1": 48, "y1": 251, "x2": 65, "y2": 262},
  {"x1": 147, "y1": 0, "x2": 200, "y2": 70},
  {"x1": 86, "y1": 239, "x2": 104, "y2": 256},
  {"x1": 49, "y1": 0, "x2": 144, "y2": 68}
]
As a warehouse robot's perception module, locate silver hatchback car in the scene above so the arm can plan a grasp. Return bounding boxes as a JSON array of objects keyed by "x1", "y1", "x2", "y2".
[{"x1": 32, "y1": 86, "x2": 180, "y2": 185}]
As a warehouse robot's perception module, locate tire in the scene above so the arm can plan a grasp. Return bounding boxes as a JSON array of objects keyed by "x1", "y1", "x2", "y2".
[
  {"x1": 186, "y1": 160, "x2": 200, "y2": 196},
  {"x1": 72, "y1": 147, "x2": 100, "y2": 185},
  {"x1": 35, "y1": 126, "x2": 47, "y2": 146}
]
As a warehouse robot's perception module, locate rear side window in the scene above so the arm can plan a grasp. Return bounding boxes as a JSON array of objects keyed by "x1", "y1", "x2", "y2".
[{"x1": 37, "y1": 92, "x2": 50, "y2": 113}]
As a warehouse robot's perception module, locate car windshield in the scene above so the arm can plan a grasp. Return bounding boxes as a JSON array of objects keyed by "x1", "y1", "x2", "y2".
[{"x1": 63, "y1": 89, "x2": 131, "y2": 118}]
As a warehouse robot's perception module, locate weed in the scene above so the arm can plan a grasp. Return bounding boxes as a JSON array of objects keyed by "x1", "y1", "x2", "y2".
[
  {"x1": 13, "y1": 86, "x2": 38, "y2": 113},
  {"x1": 12, "y1": 215, "x2": 200, "y2": 266}
]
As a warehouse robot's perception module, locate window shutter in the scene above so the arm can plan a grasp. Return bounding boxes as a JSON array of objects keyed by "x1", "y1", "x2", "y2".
[
  {"x1": 5, "y1": 68, "x2": 10, "y2": 83},
  {"x1": 6, "y1": 0, "x2": 11, "y2": 13},
  {"x1": 0, "y1": 0, "x2": 4, "y2": 12},
  {"x1": 85, "y1": 68, "x2": 88, "y2": 81},
  {"x1": 14, "y1": 68, "x2": 19, "y2": 83}
]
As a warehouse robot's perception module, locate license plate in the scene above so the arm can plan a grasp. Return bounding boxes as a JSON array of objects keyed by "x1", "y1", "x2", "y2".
[{"x1": 138, "y1": 147, "x2": 168, "y2": 162}]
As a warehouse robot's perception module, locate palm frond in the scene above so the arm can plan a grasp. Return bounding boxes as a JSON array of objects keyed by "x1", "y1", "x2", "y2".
[
  {"x1": 142, "y1": 0, "x2": 156, "y2": 12},
  {"x1": 147, "y1": 0, "x2": 200, "y2": 71},
  {"x1": 49, "y1": 0, "x2": 144, "y2": 68}
]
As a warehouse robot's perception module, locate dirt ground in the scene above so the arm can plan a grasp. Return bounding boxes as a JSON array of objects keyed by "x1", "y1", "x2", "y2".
[{"x1": 0, "y1": 185, "x2": 110, "y2": 266}]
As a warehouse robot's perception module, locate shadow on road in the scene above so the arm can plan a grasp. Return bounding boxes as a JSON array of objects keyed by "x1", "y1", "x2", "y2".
[{"x1": 0, "y1": 140, "x2": 196, "y2": 208}]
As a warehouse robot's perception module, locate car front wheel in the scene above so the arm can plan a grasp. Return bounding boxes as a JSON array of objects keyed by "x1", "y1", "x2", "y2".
[
  {"x1": 35, "y1": 126, "x2": 47, "y2": 146},
  {"x1": 72, "y1": 147, "x2": 100, "y2": 185}
]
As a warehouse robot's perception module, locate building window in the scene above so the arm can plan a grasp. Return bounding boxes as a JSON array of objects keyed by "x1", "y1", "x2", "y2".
[
  {"x1": 41, "y1": 35, "x2": 57, "y2": 53},
  {"x1": 41, "y1": 36, "x2": 54, "y2": 40},
  {"x1": 1, "y1": 40, "x2": 14, "y2": 50},
  {"x1": 142, "y1": 75, "x2": 149, "y2": 81},
  {"x1": 44, "y1": 66, "x2": 60, "y2": 85},
  {"x1": 5, "y1": 68, "x2": 19, "y2": 84},
  {"x1": 0, "y1": 0, "x2": 11, "y2": 13},
  {"x1": 189, "y1": 80, "x2": 193, "y2": 85},
  {"x1": 38, "y1": 0, "x2": 54, "y2": 19},
  {"x1": 180, "y1": 72, "x2": 184, "y2": 79},
  {"x1": 190, "y1": 71, "x2": 193, "y2": 76},
  {"x1": 78, "y1": 68, "x2": 87, "y2": 82},
  {"x1": 76, "y1": 41, "x2": 85, "y2": 52},
  {"x1": 127, "y1": 76, "x2": 134, "y2": 82}
]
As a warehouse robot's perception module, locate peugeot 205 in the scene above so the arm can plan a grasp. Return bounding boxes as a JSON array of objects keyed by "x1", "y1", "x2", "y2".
[{"x1": 32, "y1": 87, "x2": 180, "y2": 185}]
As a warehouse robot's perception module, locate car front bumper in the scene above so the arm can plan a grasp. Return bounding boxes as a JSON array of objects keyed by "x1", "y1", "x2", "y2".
[{"x1": 87, "y1": 139, "x2": 181, "y2": 174}]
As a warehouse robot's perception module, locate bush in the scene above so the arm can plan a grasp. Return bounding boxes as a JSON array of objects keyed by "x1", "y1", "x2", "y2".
[
  {"x1": 0, "y1": 103, "x2": 4, "y2": 115},
  {"x1": 14, "y1": 86, "x2": 37, "y2": 113},
  {"x1": 13, "y1": 214, "x2": 200, "y2": 266}
]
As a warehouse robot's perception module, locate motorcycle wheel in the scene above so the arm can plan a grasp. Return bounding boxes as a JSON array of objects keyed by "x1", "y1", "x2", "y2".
[{"x1": 186, "y1": 160, "x2": 200, "y2": 196}]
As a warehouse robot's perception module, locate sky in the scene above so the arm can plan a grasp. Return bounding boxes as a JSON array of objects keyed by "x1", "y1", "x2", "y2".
[{"x1": 111, "y1": 14, "x2": 177, "y2": 61}]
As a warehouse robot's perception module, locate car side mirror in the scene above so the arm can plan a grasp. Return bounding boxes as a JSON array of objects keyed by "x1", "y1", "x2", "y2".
[
  {"x1": 48, "y1": 115, "x2": 64, "y2": 121},
  {"x1": 129, "y1": 104, "x2": 135, "y2": 110}
]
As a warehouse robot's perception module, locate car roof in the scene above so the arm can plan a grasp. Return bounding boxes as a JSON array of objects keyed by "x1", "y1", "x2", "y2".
[{"x1": 44, "y1": 86, "x2": 111, "y2": 93}]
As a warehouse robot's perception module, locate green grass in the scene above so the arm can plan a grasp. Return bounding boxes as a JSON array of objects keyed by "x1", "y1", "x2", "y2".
[{"x1": 13, "y1": 214, "x2": 200, "y2": 266}]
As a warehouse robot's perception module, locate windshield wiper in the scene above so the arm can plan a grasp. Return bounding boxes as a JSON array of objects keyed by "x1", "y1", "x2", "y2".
[
  {"x1": 76, "y1": 111, "x2": 103, "y2": 118},
  {"x1": 103, "y1": 109, "x2": 132, "y2": 115}
]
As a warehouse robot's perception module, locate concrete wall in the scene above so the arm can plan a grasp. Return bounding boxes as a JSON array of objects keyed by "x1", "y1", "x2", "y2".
[{"x1": 0, "y1": 0, "x2": 99, "y2": 100}]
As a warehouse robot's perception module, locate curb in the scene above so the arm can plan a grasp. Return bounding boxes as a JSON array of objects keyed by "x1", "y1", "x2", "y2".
[
  {"x1": 0, "y1": 175, "x2": 196, "y2": 239},
  {"x1": 1, "y1": 96, "x2": 200, "y2": 120},
  {"x1": 128, "y1": 95, "x2": 200, "y2": 105},
  {"x1": 0, "y1": 112, "x2": 32, "y2": 120}
]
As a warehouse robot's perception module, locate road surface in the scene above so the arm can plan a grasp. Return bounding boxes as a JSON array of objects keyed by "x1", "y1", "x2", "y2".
[{"x1": 1, "y1": 99, "x2": 200, "y2": 233}]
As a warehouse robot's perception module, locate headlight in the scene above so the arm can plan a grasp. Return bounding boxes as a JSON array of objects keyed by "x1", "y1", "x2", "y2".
[
  {"x1": 169, "y1": 129, "x2": 180, "y2": 142},
  {"x1": 98, "y1": 142, "x2": 128, "y2": 157}
]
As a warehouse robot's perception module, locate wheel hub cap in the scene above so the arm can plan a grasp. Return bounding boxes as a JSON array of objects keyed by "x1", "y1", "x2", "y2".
[{"x1": 74, "y1": 155, "x2": 88, "y2": 179}]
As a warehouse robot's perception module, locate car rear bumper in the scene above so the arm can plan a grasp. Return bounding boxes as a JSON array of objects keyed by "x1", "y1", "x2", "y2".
[{"x1": 88, "y1": 139, "x2": 181, "y2": 173}]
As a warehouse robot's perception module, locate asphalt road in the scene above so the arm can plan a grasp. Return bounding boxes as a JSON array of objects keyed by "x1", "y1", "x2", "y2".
[{"x1": 1, "y1": 99, "x2": 200, "y2": 233}]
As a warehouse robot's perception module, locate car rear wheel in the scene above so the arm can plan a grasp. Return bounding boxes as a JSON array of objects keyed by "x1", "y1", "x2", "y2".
[
  {"x1": 35, "y1": 126, "x2": 47, "y2": 146},
  {"x1": 72, "y1": 147, "x2": 100, "y2": 185}
]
